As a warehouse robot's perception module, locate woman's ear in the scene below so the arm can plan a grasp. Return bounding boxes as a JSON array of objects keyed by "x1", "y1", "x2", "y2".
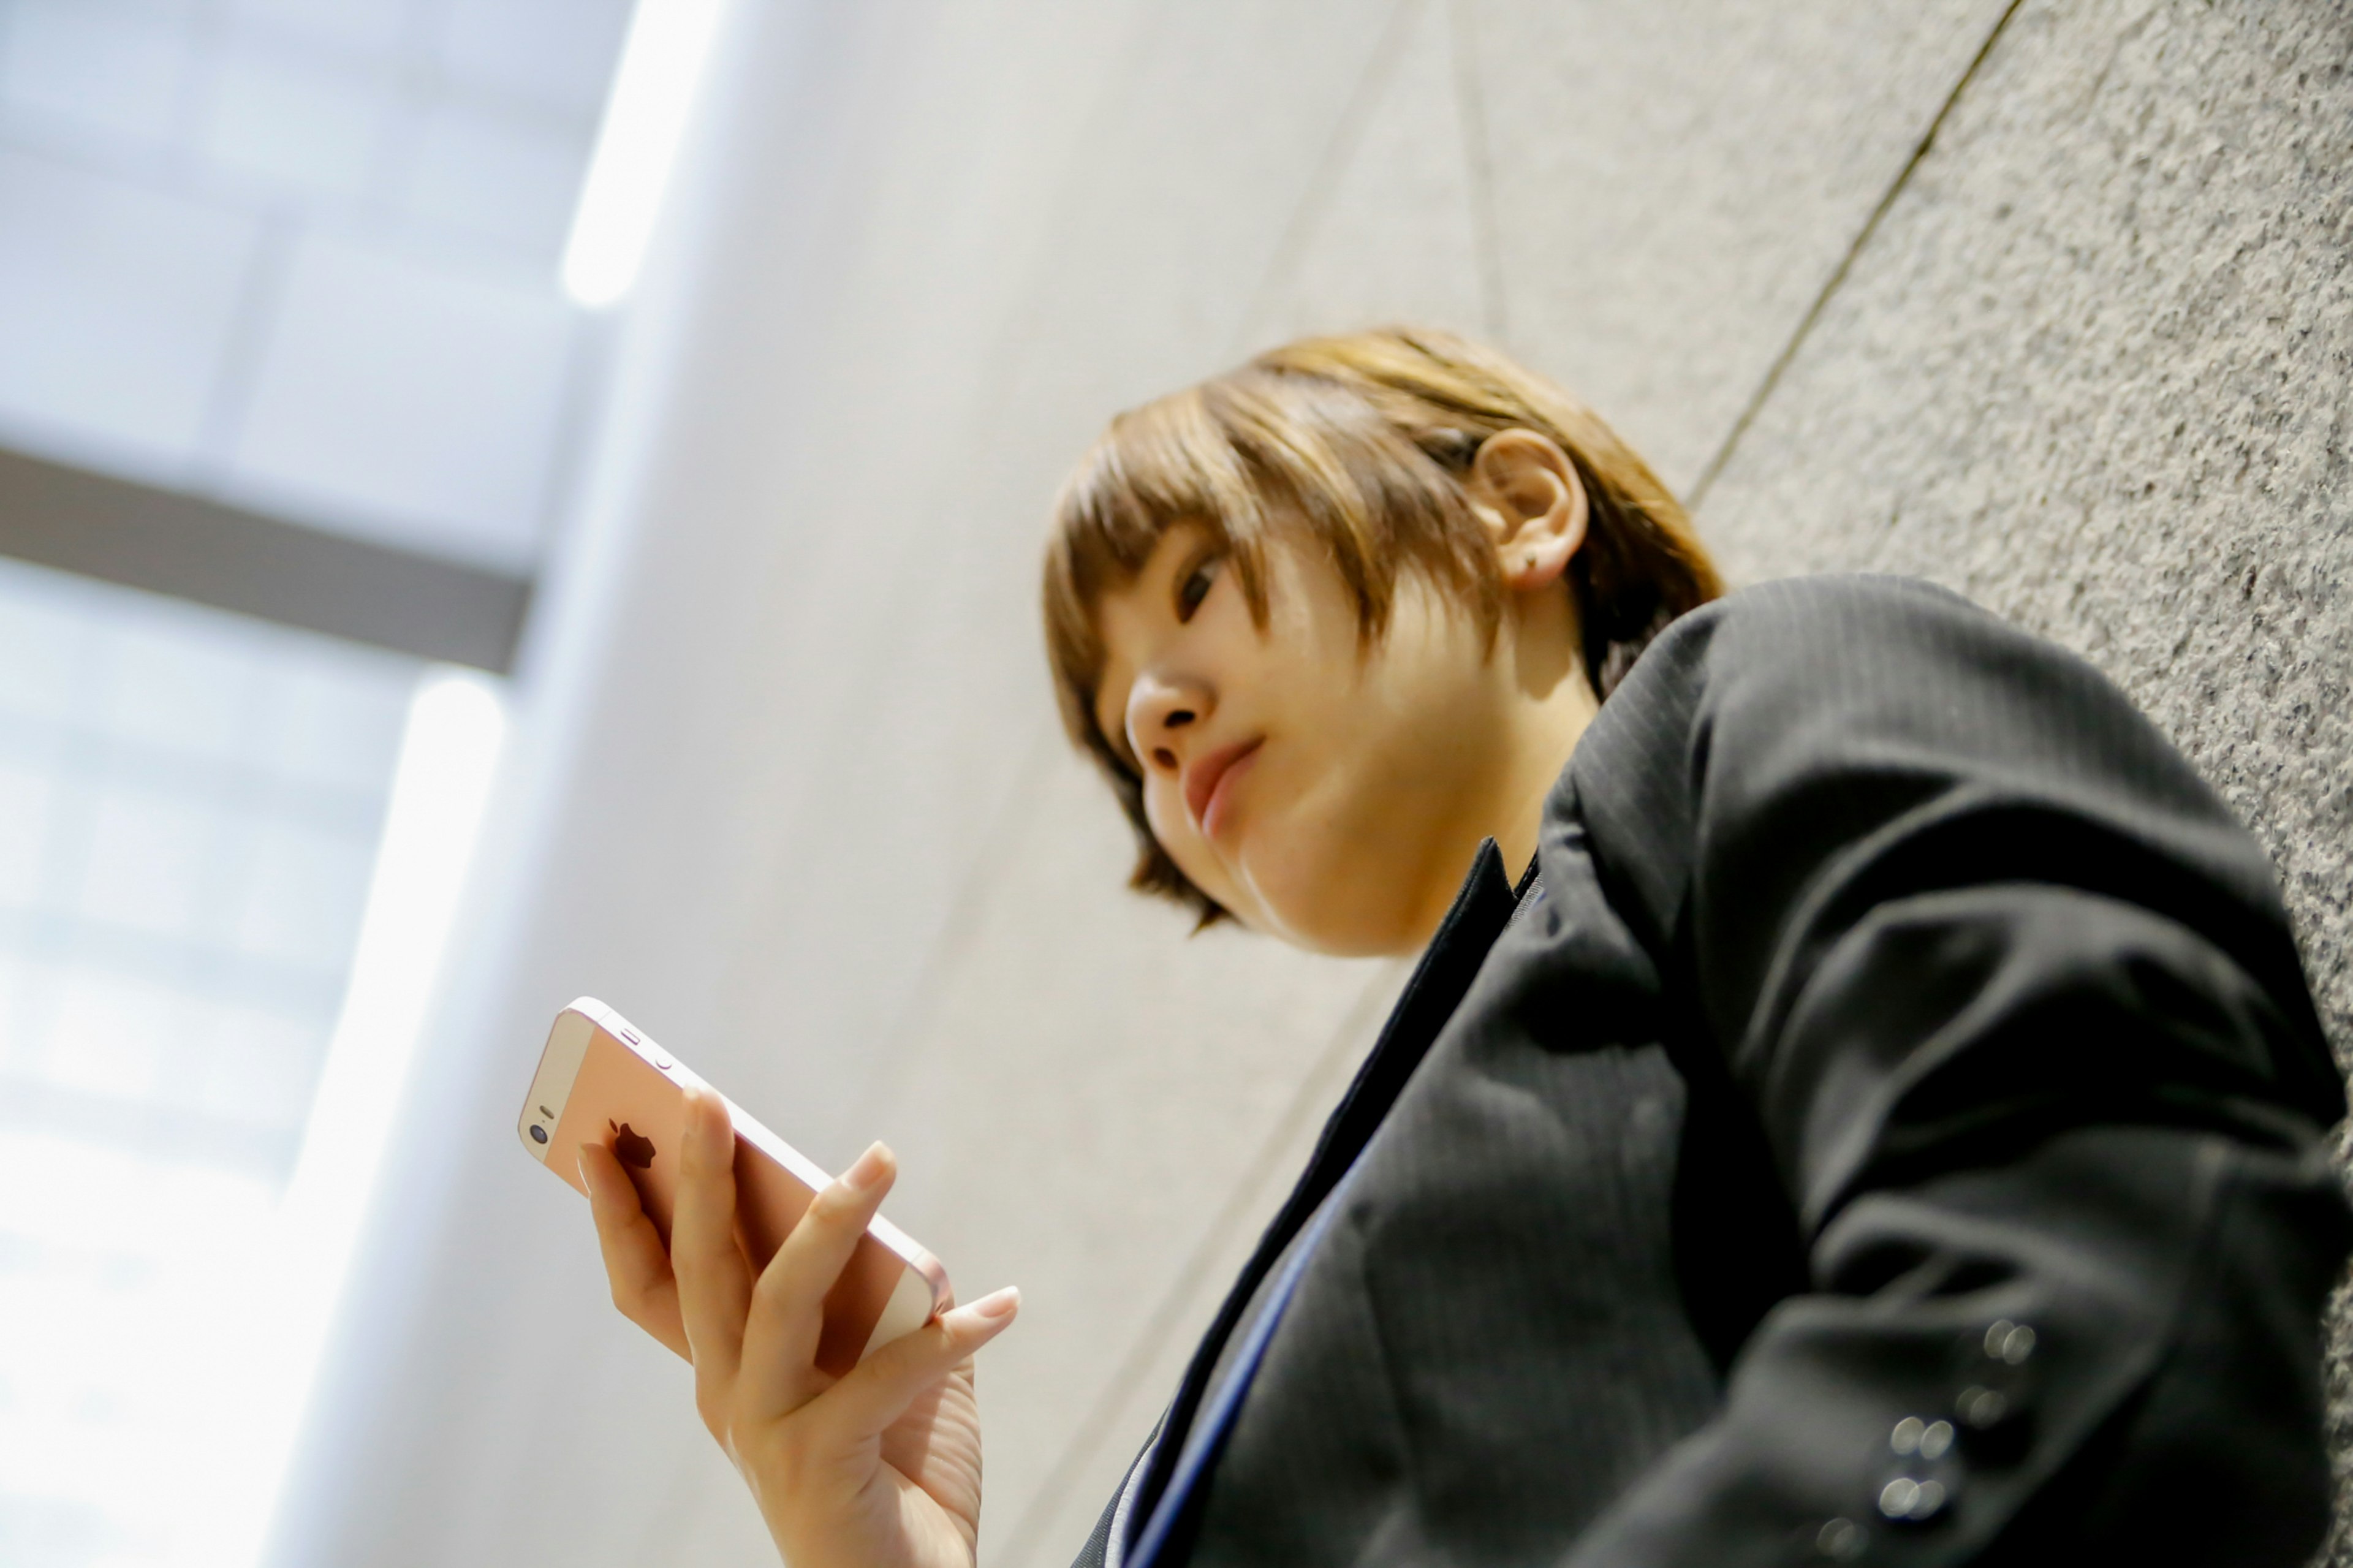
[{"x1": 1466, "y1": 430, "x2": 1589, "y2": 591}]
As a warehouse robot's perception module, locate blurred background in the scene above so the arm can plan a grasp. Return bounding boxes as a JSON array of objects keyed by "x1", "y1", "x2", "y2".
[{"x1": 0, "y1": 2, "x2": 2346, "y2": 1566}]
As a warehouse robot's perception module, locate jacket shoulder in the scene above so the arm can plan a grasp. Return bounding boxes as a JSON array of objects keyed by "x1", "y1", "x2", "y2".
[
  {"x1": 1585, "y1": 569, "x2": 2154, "y2": 773},
  {"x1": 1558, "y1": 574, "x2": 1995, "y2": 888},
  {"x1": 1623, "y1": 572, "x2": 1995, "y2": 690},
  {"x1": 1558, "y1": 570, "x2": 2246, "y2": 980}
]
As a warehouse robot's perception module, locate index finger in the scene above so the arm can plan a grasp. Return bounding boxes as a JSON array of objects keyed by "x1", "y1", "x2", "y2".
[{"x1": 735, "y1": 1141, "x2": 896, "y2": 1422}]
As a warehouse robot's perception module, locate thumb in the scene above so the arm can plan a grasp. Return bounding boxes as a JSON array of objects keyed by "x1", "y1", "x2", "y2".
[{"x1": 812, "y1": 1288, "x2": 1021, "y2": 1437}]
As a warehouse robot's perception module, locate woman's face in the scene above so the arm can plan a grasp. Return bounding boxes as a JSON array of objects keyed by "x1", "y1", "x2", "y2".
[{"x1": 1091, "y1": 521, "x2": 1535, "y2": 956}]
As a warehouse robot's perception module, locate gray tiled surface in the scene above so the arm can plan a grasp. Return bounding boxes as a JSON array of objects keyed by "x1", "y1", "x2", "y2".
[
  {"x1": 1692, "y1": 4, "x2": 2353, "y2": 1556},
  {"x1": 1462, "y1": 0, "x2": 2014, "y2": 491},
  {"x1": 278, "y1": 2, "x2": 2353, "y2": 1566}
]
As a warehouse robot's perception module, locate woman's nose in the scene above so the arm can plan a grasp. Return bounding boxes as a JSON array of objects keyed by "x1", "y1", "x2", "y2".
[{"x1": 1127, "y1": 673, "x2": 1211, "y2": 775}]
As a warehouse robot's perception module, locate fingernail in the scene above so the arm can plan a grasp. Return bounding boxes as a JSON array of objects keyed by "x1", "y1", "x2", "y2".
[
  {"x1": 971, "y1": 1286, "x2": 1020, "y2": 1319},
  {"x1": 685, "y1": 1089, "x2": 723, "y2": 1157},
  {"x1": 843, "y1": 1141, "x2": 890, "y2": 1192}
]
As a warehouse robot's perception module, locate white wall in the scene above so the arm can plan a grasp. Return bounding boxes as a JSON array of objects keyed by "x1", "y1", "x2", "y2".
[{"x1": 263, "y1": 3, "x2": 2353, "y2": 1566}]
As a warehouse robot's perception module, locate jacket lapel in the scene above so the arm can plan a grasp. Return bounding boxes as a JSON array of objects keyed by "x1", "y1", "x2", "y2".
[{"x1": 1117, "y1": 838, "x2": 1528, "y2": 1554}]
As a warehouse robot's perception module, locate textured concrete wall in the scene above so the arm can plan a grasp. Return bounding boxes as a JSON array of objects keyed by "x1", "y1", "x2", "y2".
[
  {"x1": 275, "y1": 4, "x2": 2353, "y2": 1566},
  {"x1": 1694, "y1": 4, "x2": 2353, "y2": 1559}
]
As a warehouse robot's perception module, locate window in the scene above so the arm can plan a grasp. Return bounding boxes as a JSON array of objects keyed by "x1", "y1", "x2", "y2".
[{"x1": 0, "y1": 556, "x2": 461, "y2": 1568}]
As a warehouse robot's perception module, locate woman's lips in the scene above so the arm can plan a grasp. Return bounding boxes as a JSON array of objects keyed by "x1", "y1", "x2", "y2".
[{"x1": 1186, "y1": 737, "x2": 1264, "y2": 843}]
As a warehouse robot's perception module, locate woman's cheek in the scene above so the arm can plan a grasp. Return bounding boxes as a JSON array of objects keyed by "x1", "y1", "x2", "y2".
[
  {"x1": 1254, "y1": 764, "x2": 1426, "y2": 949},
  {"x1": 1231, "y1": 808, "x2": 1351, "y2": 936}
]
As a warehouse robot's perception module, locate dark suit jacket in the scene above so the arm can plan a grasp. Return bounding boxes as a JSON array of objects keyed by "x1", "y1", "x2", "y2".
[{"x1": 1072, "y1": 574, "x2": 2351, "y2": 1568}]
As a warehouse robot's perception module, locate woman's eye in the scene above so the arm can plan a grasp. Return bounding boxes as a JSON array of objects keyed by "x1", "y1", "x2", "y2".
[{"x1": 1177, "y1": 555, "x2": 1223, "y2": 619}]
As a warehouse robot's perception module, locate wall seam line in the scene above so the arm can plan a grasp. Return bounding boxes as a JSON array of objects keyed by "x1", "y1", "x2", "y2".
[
  {"x1": 1445, "y1": 0, "x2": 1509, "y2": 344},
  {"x1": 847, "y1": 719, "x2": 1066, "y2": 1136},
  {"x1": 1685, "y1": 0, "x2": 2029, "y2": 511},
  {"x1": 1229, "y1": 0, "x2": 1430, "y2": 355}
]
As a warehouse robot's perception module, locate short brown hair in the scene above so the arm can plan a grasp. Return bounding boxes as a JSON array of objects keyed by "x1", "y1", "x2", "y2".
[{"x1": 1040, "y1": 326, "x2": 1722, "y2": 926}]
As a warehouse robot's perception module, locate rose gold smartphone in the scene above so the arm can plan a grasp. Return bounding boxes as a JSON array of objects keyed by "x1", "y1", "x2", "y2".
[{"x1": 519, "y1": 996, "x2": 950, "y2": 1376}]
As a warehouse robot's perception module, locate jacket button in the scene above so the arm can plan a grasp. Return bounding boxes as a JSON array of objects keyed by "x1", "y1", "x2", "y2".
[
  {"x1": 1957, "y1": 1385, "x2": 2009, "y2": 1428},
  {"x1": 1952, "y1": 1318, "x2": 2039, "y2": 1431},
  {"x1": 1814, "y1": 1517, "x2": 1865, "y2": 1559},
  {"x1": 1890, "y1": 1417, "x2": 1955, "y2": 1460},
  {"x1": 1984, "y1": 1319, "x2": 2037, "y2": 1364},
  {"x1": 1879, "y1": 1477, "x2": 1948, "y2": 1521}
]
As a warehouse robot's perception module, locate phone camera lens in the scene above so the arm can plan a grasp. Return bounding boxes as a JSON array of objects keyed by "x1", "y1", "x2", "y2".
[{"x1": 529, "y1": 1124, "x2": 549, "y2": 1144}]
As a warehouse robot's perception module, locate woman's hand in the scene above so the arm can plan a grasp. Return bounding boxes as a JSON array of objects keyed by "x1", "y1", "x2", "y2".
[{"x1": 579, "y1": 1086, "x2": 1019, "y2": 1568}]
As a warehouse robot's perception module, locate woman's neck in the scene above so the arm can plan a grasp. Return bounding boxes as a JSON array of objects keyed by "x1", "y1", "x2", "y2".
[{"x1": 1490, "y1": 665, "x2": 1599, "y2": 888}]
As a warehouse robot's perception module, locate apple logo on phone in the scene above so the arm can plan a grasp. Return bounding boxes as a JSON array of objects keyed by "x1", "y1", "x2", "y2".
[{"x1": 608, "y1": 1119, "x2": 656, "y2": 1170}]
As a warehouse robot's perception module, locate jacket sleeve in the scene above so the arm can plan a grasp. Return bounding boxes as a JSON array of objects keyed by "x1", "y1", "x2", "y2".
[{"x1": 1565, "y1": 575, "x2": 2351, "y2": 1568}]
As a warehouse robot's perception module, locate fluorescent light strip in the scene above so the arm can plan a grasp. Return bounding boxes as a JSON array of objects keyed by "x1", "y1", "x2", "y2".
[
  {"x1": 203, "y1": 669, "x2": 509, "y2": 1568},
  {"x1": 561, "y1": 0, "x2": 735, "y2": 309}
]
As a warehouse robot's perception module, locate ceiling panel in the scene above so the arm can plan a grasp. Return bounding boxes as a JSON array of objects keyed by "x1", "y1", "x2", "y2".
[
  {"x1": 227, "y1": 230, "x2": 578, "y2": 573},
  {"x1": 0, "y1": 0, "x2": 629, "y2": 578},
  {"x1": 227, "y1": 0, "x2": 411, "y2": 57},
  {"x1": 0, "y1": 0, "x2": 197, "y2": 151},
  {"x1": 0, "y1": 148, "x2": 261, "y2": 468},
  {"x1": 431, "y1": 0, "x2": 636, "y2": 117},
  {"x1": 396, "y1": 96, "x2": 588, "y2": 265},
  {"x1": 194, "y1": 31, "x2": 402, "y2": 199}
]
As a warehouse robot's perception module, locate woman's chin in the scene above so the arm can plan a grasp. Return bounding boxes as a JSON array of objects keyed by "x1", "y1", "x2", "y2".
[
  {"x1": 1254, "y1": 874, "x2": 1423, "y2": 956},
  {"x1": 1231, "y1": 815, "x2": 1429, "y2": 954}
]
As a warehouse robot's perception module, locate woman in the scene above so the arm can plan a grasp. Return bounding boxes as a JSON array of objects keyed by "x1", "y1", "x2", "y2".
[{"x1": 578, "y1": 329, "x2": 2349, "y2": 1567}]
